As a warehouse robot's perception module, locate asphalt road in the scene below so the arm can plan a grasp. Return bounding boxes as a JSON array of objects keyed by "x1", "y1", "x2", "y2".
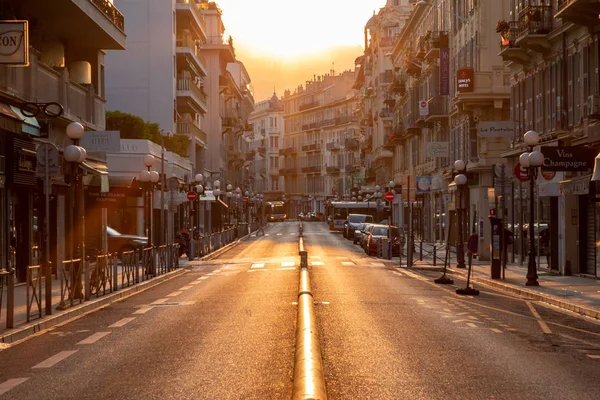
[{"x1": 1, "y1": 221, "x2": 599, "y2": 399}]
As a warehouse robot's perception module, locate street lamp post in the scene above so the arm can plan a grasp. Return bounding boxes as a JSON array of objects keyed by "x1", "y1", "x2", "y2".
[
  {"x1": 64, "y1": 122, "x2": 87, "y2": 301},
  {"x1": 213, "y1": 180, "x2": 221, "y2": 232},
  {"x1": 454, "y1": 160, "x2": 467, "y2": 269},
  {"x1": 388, "y1": 180, "x2": 396, "y2": 260},
  {"x1": 140, "y1": 154, "x2": 158, "y2": 246},
  {"x1": 159, "y1": 131, "x2": 172, "y2": 245},
  {"x1": 520, "y1": 130, "x2": 543, "y2": 286}
]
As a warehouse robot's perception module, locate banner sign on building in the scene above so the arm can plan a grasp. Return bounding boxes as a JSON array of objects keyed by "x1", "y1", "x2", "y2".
[
  {"x1": 419, "y1": 100, "x2": 429, "y2": 116},
  {"x1": 439, "y1": 48, "x2": 450, "y2": 95},
  {"x1": 416, "y1": 176, "x2": 432, "y2": 193},
  {"x1": 479, "y1": 121, "x2": 514, "y2": 138},
  {"x1": 426, "y1": 142, "x2": 449, "y2": 158},
  {"x1": 0, "y1": 20, "x2": 29, "y2": 66},
  {"x1": 456, "y1": 67, "x2": 474, "y2": 93},
  {"x1": 541, "y1": 146, "x2": 596, "y2": 171},
  {"x1": 81, "y1": 131, "x2": 121, "y2": 153}
]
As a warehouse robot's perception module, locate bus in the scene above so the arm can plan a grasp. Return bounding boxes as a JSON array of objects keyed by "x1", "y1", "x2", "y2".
[
  {"x1": 264, "y1": 201, "x2": 287, "y2": 222},
  {"x1": 326, "y1": 201, "x2": 389, "y2": 231}
]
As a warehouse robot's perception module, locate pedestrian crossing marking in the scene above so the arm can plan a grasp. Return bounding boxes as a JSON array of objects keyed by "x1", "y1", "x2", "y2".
[
  {"x1": 281, "y1": 261, "x2": 295, "y2": 267},
  {"x1": 277, "y1": 233, "x2": 283, "y2": 236},
  {"x1": 341, "y1": 261, "x2": 354, "y2": 266},
  {"x1": 109, "y1": 318, "x2": 136, "y2": 328},
  {"x1": 310, "y1": 256, "x2": 322, "y2": 259},
  {"x1": 467, "y1": 323, "x2": 478, "y2": 328},
  {"x1": 277, "y1": 267, "x2": 296, "y2": 271},
  {"x1": 133, "y1": 306, "x2": 153, "y2": 314},
  {"x1": 251, "y1": 263, "x2": 264, "y2": 269},
  {"x1": 311, "y1": 261, "x2": 324, "y2": 266},
  {"x1": 0, "y1": 378, "x2": 29, "y2": 396},
  {"x1": 167, "y1": 291, "x2": 182, "y2": 297}
]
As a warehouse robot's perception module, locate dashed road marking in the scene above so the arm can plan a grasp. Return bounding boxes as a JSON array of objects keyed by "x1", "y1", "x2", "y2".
[
  {"x1": 151, "y1": 298, "x2": 170, "y2": 305},
  {"x1": 490, "y1": 328, "x2": 503, "y2": 333},
  {"x1": 134, "y1": 306, "x2": 153, "y2": 314},
  {"x1": 311, "y1": 261, "x2": 324, "y2": 266},
  {"x1": 281, "y1": 261, "x2": 295, "y2": 267},
  {"x1": 189, "y1": 281, "x2": 201, "y2": 285},
  {"x1": 341, "y1": 261, "x2": 354, "y2": 266},
  {"x1": 213, "y1": 269, "x2": 221, "y2": 273},
  {"x1": 277, "y1": 233, "x2": 283, "y2": 236},
  {"x1": 251, "y1": 263, "x2": 264, "y2": 269},
  {"x1": 310, "y1": 256, "x2": 321, "y2": 259},
  {"x1": 198, "y1": 276, "x2": 209, "y2": 280},
  {"x1": 0, "y1": 378, "x2": 29, "y2": 395},
  {"x1": 167, "y1": 291, "x2": 182, "y2": 297},
  {"x1": 179, "y1": 286, "x2": 192, "y2": 290},
  {"x1": 371, "y1": 262, "x2": 385, "y2": 267},
  {"x1": 33, "y1": 350, "x2": 77, "y2": 369},
  {"x1": 77, "y1": 332, "x2": 111, "y2": 345},
  {"x1": 587, "y1": 355, "x2": 600, "y2": 359},
  {"x1": 109, "y1": 318, "x2": 135, "y2": 328},
  {"x1": 467, "y1": 323, "x2": 478, "y2": 328},
  {"x1": 277, "y1": 267, "x2": 296, "y2": 271}
]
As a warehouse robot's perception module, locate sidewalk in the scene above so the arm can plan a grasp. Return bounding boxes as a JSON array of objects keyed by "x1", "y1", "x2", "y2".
[{"x1": 404, "y1": 242, "x2": 600, "y2": 320}]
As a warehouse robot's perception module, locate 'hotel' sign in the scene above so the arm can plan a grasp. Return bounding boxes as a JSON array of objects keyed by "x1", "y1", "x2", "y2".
[{"x1": 457, "y1": 67, "x2": 474, "y2": 93}]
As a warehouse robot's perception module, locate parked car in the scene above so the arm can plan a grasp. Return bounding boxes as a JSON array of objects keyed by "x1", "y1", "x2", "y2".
[
  {"x1": 352, "y1": 222, "x2": 367, "y2": 244},
  {"x1": 107, "y1": 227, "x2": 148, "y2": 256},
  {"x1": 365, "y1": 225, "x2": 404, "y2": 257},
  {"x1": 343, "y1": 214, "x2": 374, "y2": 239}
]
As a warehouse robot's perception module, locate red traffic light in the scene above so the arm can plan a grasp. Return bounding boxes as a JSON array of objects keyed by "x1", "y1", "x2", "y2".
[{"x1": 489, "y1": 208, "x2": 497, "y2": 216}]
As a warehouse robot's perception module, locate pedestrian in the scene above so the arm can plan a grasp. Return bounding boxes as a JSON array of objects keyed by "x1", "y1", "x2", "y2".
[{"x1": 539, "y1": 227, "x2": 550, "y2": 267}]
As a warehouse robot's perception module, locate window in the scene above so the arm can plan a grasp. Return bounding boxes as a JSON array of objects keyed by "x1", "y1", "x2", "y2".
[
  {"x1": 568, "y1": 52, "x2": 574, "y2": 126},
  {"x1": 583, "y1": 45, "x2": 589, "y2": 118}
]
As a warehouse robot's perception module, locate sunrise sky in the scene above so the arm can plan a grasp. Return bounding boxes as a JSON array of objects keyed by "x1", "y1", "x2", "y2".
[{"x1": 215, "y1": 0, "x2": 386, "y2": 101}]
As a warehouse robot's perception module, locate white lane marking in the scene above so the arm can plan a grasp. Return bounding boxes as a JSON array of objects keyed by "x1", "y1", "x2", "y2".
[
  {"x1": 179, "y1": 286, "x2": 192, "y2": 290},
  {"x1": 109, "y1": 318, "x2": 135, "y2": 328},
  {"x1": 33, "y1": 350, "x2": 78, "y2": 369},
  {"x1": 265, "y1": 234, "x2": 270, "y2": 236},
  {"x1": 198, "y1": 276, "x2": 209, "y2": 280},
  {"x1": 281, "y1": 261, "x2": 295, "y2": 267},
  {"x1": 251, "y1": 234, "x2": 256, "y2": 237},
  {"x1": 189, "y1": 281, "x2": 201, "y2": 285},
  {"x1": 371, "y1": 262, "x2": 385, "y2": 267},
  {"x1": 526, "y1": 301, "x2": 553, "y2": 334},
  {"x1": 309, "y1": 256, "x2": 321, "y2": 259},
  {"x1": 248, "y1": 269, "x2": 268, "y2": 273},
  {"x1": 468, "y1": 316, "x2": 479, "y2": 320},
  {"x1": 290, "y1": 233, "x2": 296, "y2": 235},
  {"x1": 0, "y1": 378, "x2": 29, "y2": 395},
  {"x1": 490, "y1": 328, "x2": 503, "y2": 333},
  {"x1": 167, "y1": 291, "x2": 182, "y2": 297},
  {"x1": 587, "y1": 355, "x2": 600, "y2": 359},
  {"x1": 277, "y1": 233, "x2": 283, "y2": 236},
  {"x1": 311, "y1": 261, "x2": 324, "y2": 266},
  {"x1": 392, "y1": 271, "x2": 404, "y2": 276},
  {"x1": 134, "y1": 306, "x2": 153, "y2": 314},
  {"x1": 77, "y1": 332, "x2": 111, "y2": 345},
  {"x1": 336, "y1": 256, "x2": 346, "y2": 259},
  {"x1": 341, "y1": 261, "x2": 354, "y2": 266},
  {"x1": 251, "y1": 263, "x2": 265, "y2": 269},
  {"x1": 213, "y1": 269, "x2": 221, "y2": 273},
  {"x1": 277, "y1": 267, "x2": 296, "y2": 271},
  {"x1": 321, "y1": 301, "x2": 330, "y2": 305},
  {"x1": 444, "y1": 308, "x2": 452, "y2": 312},
  {"x1": 152, "y1": 298, "x2": 170, "y2": 305},
  {"x1": 507, "y1": 328, "x2": 517, "y2": 332},
  {"x1": 467, "y1": 323, "x2": 478, "y2": 328}
]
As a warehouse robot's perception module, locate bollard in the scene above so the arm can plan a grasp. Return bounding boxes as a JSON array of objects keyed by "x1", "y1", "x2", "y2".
[
  {"x1": 433, "y1": 245, "x2": 437, "y2": 266},
  {"x1": 300, "y1": 250, "x2": 308, "y2": 269},
  {"x1": 419, "y1": 241, "x2": 423, "y2": 261}
]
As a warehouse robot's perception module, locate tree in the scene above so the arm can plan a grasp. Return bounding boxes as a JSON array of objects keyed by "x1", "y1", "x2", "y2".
[{"x1": 106, "y1": 111, "x2": 189, "y2": 158}]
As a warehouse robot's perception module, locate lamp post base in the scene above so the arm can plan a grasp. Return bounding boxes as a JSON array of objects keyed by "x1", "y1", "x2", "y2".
[
  {"x1": 456, "y1": 287, "x2": 480, "y2": 296},
  {"x1": 434, "y1": 275, "x2": 454, "y2": 284},
  {"x1": 525, "y1": 279, "x2": 540, "y2": 287}
]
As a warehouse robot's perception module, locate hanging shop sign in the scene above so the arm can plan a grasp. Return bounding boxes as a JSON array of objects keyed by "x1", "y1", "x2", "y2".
[
  {"x1": 426, "y1": 142, "x2": 448, "y2": 158},
  {"x1": 81, "y1": 131, "x2": 121, "y2": 153},
  {"x1": 0, "y1": 20, "x2": 29, "y2": 66},
  {"x1": 416, "y1": 176, "x2": 432, "y2": 193},
  {"x1": 560, "y1": 175, "x2": 591, "y2": 196},
  {"x1": 439, "y1": 48, "x2": 450, "y2": 95},
  {"x1": 456, "y1": 67, "x2": 474, "y2": 93},
  {"x1": 541, "y1": 146, "x2": 595, "y2": 171}
]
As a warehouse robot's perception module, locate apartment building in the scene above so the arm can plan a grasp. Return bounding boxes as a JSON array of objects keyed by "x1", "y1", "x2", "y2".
[
  {"x1": 498, "y1": 0, "x2": 600, "y2": 277},
  {"x1": 0, "y1": 0, "x2": 126, "y2": 281},
  {"x1": 247, "y1": 93, "x2": 285, "y2": 198},
  {"x1": 281, "y1": 70, "x2": 361, "y2": 217}
]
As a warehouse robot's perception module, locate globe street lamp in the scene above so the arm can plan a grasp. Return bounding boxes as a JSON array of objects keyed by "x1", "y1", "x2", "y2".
[
  {"x1": 64, "y1": 121, "x2": 86, "y2": 302},
  {"x1": 520, "y1": 130, "x2": 543, "y2": 286},
  {"x1": 454, "y1": 159, "x2": 467, "y2": 269}
]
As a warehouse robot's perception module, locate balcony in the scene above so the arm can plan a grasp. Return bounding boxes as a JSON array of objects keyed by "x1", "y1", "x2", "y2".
[
  {"x1": 516, "y1": 6, "x2": 553, "y2": 53},
  {"x1": 379, "y1": 71, "x2": 393, "y2": 85},
  {"x1": 175, "y1": 0, "x2": 207, "y2": 40},
  {"x1": 425, "y1": 97, "x2": 449, "y2": 123},
  {"x1": 345, "y1": 165, "x2": 359, "y2": 174},
  {"x1": 222, "y1": 117, "x2": 238, "y2": 128},
  {"x1": 326, "y1": 166, "x2": 340, "y2": 175},
  {"x1": 302, "y1": 143, "x2": 319, "y2": 152},
  {"x1": 379, "y1": 35, "x2": 397, "y2": 48},
  {"x1": 227, "y1": 145, "x2": 242, "y2": 161},
  {"x1": 404, "y1": 116, "x2": 421, "y2": 136},
  {"x1": 498, "y1": 21, "x2": 530, "y2": 65},
  {"x1": 403, "y1": 55, "x2": 422, "y2": 78},
  {"x1": 177, "y1": 79, "x2": 208, "y2": 114},
  {"x1": 379, "y1": 108, "x2": 394, "y2": 120},
  {"x1": 283, "y1": 146, "x2": 297, "y2": 155},
  {"x1": 415, "y1": 36, "x2": 427, "y2": 60},
  {"x1": 389, "y1": 78, "x2": 406, "y2": 96},
  {"x1": 269, "y1": 168, "x2": 280, "y2": 176},
  {"x1": 424, "y1": 31, "x2": 449, "y2": 60},
  {"x1": 365, "y1": 168, "x2": 376, "y2": 182},
  {"x1": 555, "y1": 0, "x2": 598, "y2": 27},
  {"x1": 373, "y1": 147, "x2": 393, "y2": 161},
  {"x1": 326, "y1": 141, "x2": 342, "y2": 152},
  {"x1": 280, "y1": 167, "x2": 298, "y2": 175},
  {"x1": 334, "y1": 115, "x2": 357, "y2": 125},
  {"x1": 299, "y1": 100, "x2": 320, "y2": 111},
  {"x1": 302, "y1": 166, "x2": 321, "y2": 174},
  {"x1": 177, "y1": 119, "x2": 207, "y2": 145},
  {"x1": 257, "y1": 146, "x2": 266, "y2": 157},
  {"x1": 176, "y1": 36, "x2": 208, "y2": 76},
  {"x1": 345, "y1": 138, "x2": 360, "y2": 150},
  {"x1": 203, "y1": 35, "x2": 235, "y2": 62}
]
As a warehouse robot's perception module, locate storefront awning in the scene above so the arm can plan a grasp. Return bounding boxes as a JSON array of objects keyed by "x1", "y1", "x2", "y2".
[
  {"x1": 81, "y1": 160, "x2": 109, "y2": 193},
  {"x1": 10, "y1": 105, "x2": 40, "y2": 136}
]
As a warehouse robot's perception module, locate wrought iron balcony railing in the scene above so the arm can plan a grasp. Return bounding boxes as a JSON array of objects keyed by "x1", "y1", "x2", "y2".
[{"x1": 89, "y1": 0, "x2": 125, "y2": 32}]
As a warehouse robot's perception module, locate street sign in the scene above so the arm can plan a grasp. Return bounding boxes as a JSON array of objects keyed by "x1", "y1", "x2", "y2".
[
  {"x1": 514, "y1": 163, "x2": 529, "y2": 181},
  {"x1": 467, "y1": 234, "x2": 479, "y2": 254},
  {"x1": 384, "y1": 191, "x2": 394, "y2": 202},
  {"x1": 243, "y1": 197, "x2": 248, "y2": 203},
  {"x1": 36, "y1": 143, "x2": 59, "y2": 166},
  {"x1": 186, "y1": 191, "x2": 197, "y2": 201}
]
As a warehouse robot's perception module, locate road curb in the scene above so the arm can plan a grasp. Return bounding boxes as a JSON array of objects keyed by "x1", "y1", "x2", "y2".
[
  {"x1": 408, "y1": 262, "x2": 600, "y2": 320},
  {"x1": 0, "y1": 268, "x2": 187, "y2": 346},
  {"x1": 198, "y1": 228, "x2": 262, "y2": 262}
]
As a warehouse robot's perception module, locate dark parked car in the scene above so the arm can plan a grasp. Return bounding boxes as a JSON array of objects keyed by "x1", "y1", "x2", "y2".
[
  {"x1": 365, "y1": 225, "x2": 404, "y2": 257},
  {"x1": 343, "y1": 214, "x2": 374, "y2": 239},
  {"x1": 107, "y1": 227, "x2": 148, "y2": 255}
]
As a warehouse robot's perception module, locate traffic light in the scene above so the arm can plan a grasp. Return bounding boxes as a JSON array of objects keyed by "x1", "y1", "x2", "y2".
[{"x1": 489, "y1": 208, "x2": 497, "y2": 217}]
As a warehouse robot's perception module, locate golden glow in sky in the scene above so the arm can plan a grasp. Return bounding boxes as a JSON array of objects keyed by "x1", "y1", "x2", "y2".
[{"x1": 216, "y1": 0, "x2": 384, "y2": 59}]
